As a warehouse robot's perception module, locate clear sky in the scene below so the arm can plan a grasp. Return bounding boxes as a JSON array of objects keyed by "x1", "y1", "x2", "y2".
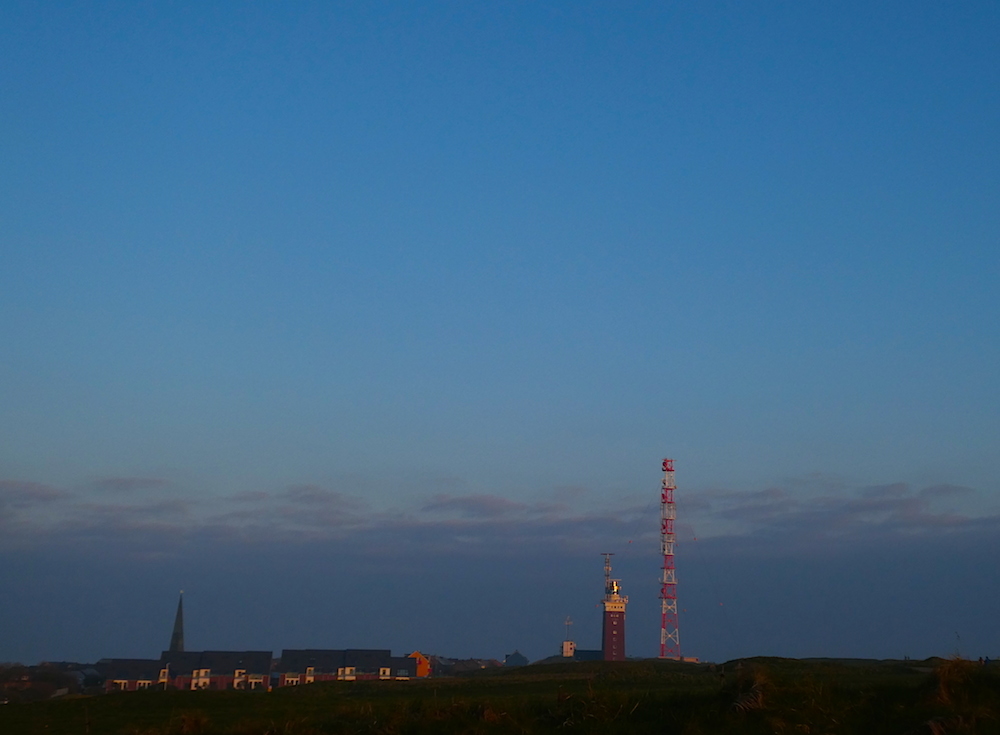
[{"x1": 1, "y1": 1, "x2": 998, "y2": 665}]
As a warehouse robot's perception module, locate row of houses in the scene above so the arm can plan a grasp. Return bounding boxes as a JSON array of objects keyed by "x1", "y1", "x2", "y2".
[{"x1": 97, "y1": 649, "x2": 428, "y2": 692}]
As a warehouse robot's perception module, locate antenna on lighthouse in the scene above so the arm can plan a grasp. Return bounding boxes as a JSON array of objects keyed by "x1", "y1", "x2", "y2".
[{"x1": 601, "y1": 552, "x2": 615, "y2": 595}]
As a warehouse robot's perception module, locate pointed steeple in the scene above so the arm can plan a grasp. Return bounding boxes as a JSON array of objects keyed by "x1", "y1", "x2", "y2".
[{"x1": 168, "y1": 591, "x2": 184, "y2": 653}]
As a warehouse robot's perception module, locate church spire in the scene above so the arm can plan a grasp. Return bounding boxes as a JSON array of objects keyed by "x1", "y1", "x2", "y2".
[{"x1": 168, "y1": 591, "x2": 184, "y2": 652}]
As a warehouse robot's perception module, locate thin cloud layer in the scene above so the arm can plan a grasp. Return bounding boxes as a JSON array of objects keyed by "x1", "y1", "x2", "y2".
[
  {"x1": 422, "y1": 493, "x2": 528, "y2": 518},
  {"x1": 682, "y1": 477, "x2": 997, "y2": 556},
  {"x1": 91, "y1": 476, "x2": 169, "y2": 493},
  {"x1": 212, "y1": 484, "x2": 371, "y2": 535},
  {"x1": 0, "y1": 475, "x2": 996, "y2": 559},
  {"x1": 0, "y1": 480, "x2": 69, "y2": 505}
]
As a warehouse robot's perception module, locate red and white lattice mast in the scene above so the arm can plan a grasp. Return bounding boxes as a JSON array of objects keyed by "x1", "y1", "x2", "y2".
[{"x1": 659, "y1": 458, "x2": 680, "y2": 659}]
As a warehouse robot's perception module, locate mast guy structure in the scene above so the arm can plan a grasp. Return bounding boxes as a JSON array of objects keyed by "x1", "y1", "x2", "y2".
[{"x1": 659, "y1": 459, "x2": 680, "y2": 659}]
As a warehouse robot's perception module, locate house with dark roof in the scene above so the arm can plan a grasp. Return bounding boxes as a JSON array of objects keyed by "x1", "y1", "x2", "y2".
[
  {"x1": 504, "y1": 650, "x2": 529, "y2": 667},
  {"x1": 160, "y1": 650, "x2": 272, "y2": 690},
  {"x1": 95, "y1": 659, "x2": 170, "y2": 692},
  {"x1": 275, "y1": 649, "x2": 417, "y2": 685}
]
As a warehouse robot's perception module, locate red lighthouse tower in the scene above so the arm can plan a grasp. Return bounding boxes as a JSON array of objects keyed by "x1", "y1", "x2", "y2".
[{"x1": 601, "y1": 553, "x2": 628, "y2": 661}]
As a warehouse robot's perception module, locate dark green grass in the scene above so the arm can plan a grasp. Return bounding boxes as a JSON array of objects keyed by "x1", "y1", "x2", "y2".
[{"x1": 2, "y1": 658, "x2": 998, "y2": 734}]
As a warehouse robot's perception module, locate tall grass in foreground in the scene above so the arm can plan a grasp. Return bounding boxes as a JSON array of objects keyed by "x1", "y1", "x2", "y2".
[{"x1": 2, "y1": 658, "x2": 998, "y2": 734}]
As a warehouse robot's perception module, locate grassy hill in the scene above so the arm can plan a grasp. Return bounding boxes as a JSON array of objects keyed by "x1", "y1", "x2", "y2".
[{"x1": 2, "y1": 657, "x2": 998, "y2": 734}]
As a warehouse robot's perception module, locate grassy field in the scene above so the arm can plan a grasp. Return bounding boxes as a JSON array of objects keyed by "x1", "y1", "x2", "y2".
[{"x1": 2, "y1": 657, "x2": 999, "y2": 734}]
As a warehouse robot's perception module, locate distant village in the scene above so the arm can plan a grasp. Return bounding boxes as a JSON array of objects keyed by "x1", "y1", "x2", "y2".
[
  {"x1": 2, "y1": 545, "x2": 702, "y2": 702},
  {"x1": 0, "y1": 593, "x2": 583, "y2": 702}
]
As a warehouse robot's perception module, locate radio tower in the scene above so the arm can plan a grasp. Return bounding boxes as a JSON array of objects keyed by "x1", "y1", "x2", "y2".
[{"x1": 659, "y1": 459, "x2": 680, "y2": 659}]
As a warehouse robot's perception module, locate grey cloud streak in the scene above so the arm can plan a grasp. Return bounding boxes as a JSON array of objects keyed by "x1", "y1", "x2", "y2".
[
  {"x1": 0, "y1": 479, "x2": 70, "y2": 505},
  {"x1": 90, "y1": 476, "x2": 169, "y2": 493},
  {"x1": 679, "y1": 477, "x2": 996, "y2": 553},
  {"x1": 421, "y1": 493, "x2": 526, "y2": 518},
  {"x1": 0, "y1": 480, "x2": 73, "y2": 528},
  {"x1": 0, "y1": 474, "x2": 996, "y2": 561}
]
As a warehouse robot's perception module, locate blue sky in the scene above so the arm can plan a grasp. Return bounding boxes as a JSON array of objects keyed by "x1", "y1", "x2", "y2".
[{"x1": 1, "y1": 1, "x2": 998, "y2": 664}]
